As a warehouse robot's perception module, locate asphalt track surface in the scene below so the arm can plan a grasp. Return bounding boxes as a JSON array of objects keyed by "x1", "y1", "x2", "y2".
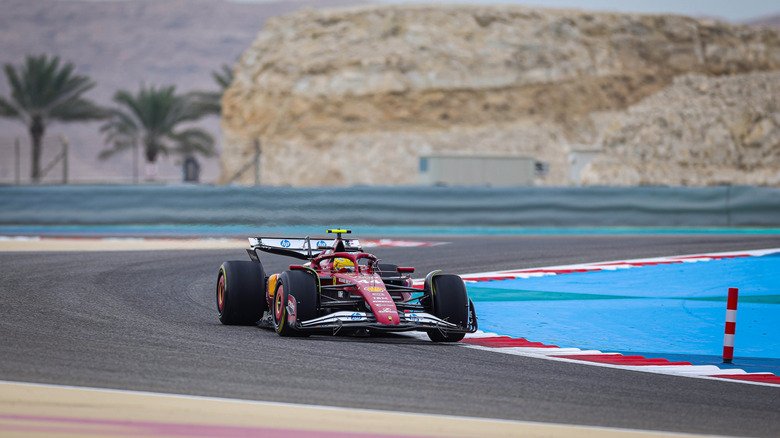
[{"x1": 2, "y1": 235, "x2": 780, "y2": 437}]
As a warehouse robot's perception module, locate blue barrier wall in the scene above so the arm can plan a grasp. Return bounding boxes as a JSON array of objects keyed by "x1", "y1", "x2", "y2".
[{"x1": 1, "y1": 185, "x2": 779, "y2": 227}]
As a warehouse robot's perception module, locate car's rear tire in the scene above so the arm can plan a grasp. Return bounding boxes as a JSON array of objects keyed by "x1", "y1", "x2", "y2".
[
  {"x1": 273, "y1": 270, "x2": 318, "y2": 337},
  {"x1": 217, "y1": 261, "x2": 267, "y2": 325},
  {"x1": 424, "y1": 273, "x2": 469, "y2": 342}
]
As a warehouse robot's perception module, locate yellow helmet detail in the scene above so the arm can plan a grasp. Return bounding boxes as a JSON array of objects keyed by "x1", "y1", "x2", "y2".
[{"x1": 333, "y1": 257, "x2": 354, "y2": 272}]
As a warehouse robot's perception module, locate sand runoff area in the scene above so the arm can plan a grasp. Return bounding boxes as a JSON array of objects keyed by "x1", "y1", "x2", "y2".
[
  {"x1": 0, "y1": 236, "x2": 247, "y2": 252},
  {"x1": 0, "y1": 381, "x2": 709, "y2": 438}
]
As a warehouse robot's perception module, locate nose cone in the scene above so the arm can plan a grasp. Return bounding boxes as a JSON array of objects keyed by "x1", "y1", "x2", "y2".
[
  {"x1": 373, "y1": 305, "x2": 400, "y2": 325},
  {"x1": 356, "y1": 277, "x2": 399, "y2": 325}
]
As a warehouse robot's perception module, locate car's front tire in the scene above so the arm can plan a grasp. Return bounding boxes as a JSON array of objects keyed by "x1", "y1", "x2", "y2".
[
  {"x1": 424, "y1": 273, "x2": 469, "y2": 342},
  {"x1": 273, "y1": 270, "x2": 318, "y2": 337},
  {"x1": 217, "y1": 261, "x2": 267, "y2": 325}
]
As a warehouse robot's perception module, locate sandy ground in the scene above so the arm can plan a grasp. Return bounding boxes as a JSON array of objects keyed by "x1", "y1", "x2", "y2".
[
  {"x1": 0, "y1": 381, "x2": 705, "y2": 438},
  {"x1": 0, "y1": 237, "x2": 247, "y2": 252}
]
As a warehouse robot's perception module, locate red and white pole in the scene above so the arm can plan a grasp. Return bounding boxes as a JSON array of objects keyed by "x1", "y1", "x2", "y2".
[{"x1": 722, "y1": 287, "x2": 739, "y2": 364}]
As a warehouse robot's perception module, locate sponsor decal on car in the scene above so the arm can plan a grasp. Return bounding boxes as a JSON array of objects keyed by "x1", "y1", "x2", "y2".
[
  {"x1": 287, "y1": 296, "x2": 296, "y2": 324},
  {"x1": 356, "y1": 277, "x2": 379, "y2": 285},
  {"x1": 370, "y1": 293, "x2": 393, "y2": 302}
]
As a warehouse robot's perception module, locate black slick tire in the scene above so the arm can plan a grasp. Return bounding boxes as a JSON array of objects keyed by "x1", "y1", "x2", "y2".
[
  {"x1": 273, "y1": 270, "x2": 318, "y2": 337},
  {"x1": 424, "y1": 273, "x2": 469, "y2": 342},
  {"x1": 217, "y1": 261, "x2": 267, "y2": 325}
]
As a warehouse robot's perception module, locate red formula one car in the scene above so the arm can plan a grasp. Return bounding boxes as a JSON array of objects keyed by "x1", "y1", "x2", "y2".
[{"x1": 216, "y1": 229, "x2": 477, "y2": 342}]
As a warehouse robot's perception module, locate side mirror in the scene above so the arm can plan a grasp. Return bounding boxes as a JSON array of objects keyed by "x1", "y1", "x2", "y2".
[{"x1": 397, "y1": 267, "x2": 415, "y2": 274}]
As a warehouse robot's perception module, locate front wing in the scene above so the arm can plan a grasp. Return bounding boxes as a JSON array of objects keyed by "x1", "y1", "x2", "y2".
[{"x1": 294, "y1": 310, "x2": 476, "y2": 334}]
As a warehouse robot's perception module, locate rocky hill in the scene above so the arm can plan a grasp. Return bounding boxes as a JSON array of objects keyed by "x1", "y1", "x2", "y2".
[
  {"x1": 0, "y1": 0, "x2": 361, "y2": 184},
  {"x1": 581, "y1": 72, "x2": 780, "y2": 186},
  {"x1": 745, "y1": 14, "x2": 780, "y2": 29},
  {"x1": 221, "y1": 4, "x2": 780, "y2": 186}
]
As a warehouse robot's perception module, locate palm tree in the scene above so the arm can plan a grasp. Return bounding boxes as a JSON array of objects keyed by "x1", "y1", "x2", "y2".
[
  {"x1": 0, "y1": 54, "x2": 104, "y2": 182},
  {"x1": 189, "y1": 64, "x2": 234, "y2": 116},
  {"x1": 99, "y1": 84, "x2": 214, "y2": 180}
]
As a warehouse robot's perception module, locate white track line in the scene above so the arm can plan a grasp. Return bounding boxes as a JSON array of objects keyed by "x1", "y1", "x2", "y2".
[{"x1": 458, "y1": 332, "x2": 780, "y2": 388}]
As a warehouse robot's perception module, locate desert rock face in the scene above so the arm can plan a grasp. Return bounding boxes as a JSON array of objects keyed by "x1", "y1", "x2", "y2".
[
  {"x1": 581, "y1": 72, "x2": 780, "y2": 186},
  {"x1": 220, "y1": 4, "x2": 780, "y2": 186}
]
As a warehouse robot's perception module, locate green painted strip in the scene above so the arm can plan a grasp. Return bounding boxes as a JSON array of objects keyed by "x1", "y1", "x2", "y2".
[
  {"x1": 686, "y1": 294, "x2": 780, "y2": 305},
  {"x1": 467, "y1": 287, "x2": 780, "y2": 304},
  {"x1": 466, "y1": 287, "x2": 638, "y2": 302}
]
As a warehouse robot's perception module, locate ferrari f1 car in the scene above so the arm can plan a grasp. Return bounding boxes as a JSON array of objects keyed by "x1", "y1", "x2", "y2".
[{"x1": 216, "y1": 230, "x2": 477, "y2": 342}]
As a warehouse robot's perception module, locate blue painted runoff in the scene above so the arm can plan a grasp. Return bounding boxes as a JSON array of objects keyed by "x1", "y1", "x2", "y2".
[{"x1": 468, "y1": 252, "x2": 780, "y2": 373}]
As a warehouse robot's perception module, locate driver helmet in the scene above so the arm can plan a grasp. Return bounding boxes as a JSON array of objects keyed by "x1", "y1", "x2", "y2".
[{"x1": 333, "y1": 257, "x2": 354, "y2": 272}]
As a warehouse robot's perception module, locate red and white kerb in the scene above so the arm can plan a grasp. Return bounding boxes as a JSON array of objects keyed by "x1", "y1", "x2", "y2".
[{"x1": 723, "y1": 287, "x2": 739, "y2": 364}]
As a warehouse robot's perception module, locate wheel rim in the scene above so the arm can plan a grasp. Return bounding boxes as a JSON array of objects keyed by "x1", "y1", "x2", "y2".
[
  {"x1": 274, "y1": 284, "x2": 284, "y2": 322},
  {"x1": 217, "y1": 274, "x2": 225, "y2": 313}
]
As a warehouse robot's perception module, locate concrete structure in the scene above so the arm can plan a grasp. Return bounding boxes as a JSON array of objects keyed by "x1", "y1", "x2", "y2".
[
  {"x1": 568, "y1": 146, "x2": 602, "y2": 186},
  {"x1": 418, "y1": 154, "x2": 535, "y2": 186}
]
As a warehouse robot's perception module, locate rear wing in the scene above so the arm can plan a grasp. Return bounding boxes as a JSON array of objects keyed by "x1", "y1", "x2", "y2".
[{"x1": 248, "y1": 237, "x2": 363, "y2": 260}]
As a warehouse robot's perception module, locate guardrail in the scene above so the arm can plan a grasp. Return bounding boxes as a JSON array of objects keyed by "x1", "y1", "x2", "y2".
[{"x1": 1, "y1": 185, "x2": 778, "y2": 227}]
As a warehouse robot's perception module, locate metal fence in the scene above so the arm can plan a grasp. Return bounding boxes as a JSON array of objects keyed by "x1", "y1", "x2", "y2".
[
  {"x1": 0, "y1": 136, "x2": 200, "y2": 186},
  {"x1": 0, "y1": 136, "x2": 69, "y2": 185}
]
